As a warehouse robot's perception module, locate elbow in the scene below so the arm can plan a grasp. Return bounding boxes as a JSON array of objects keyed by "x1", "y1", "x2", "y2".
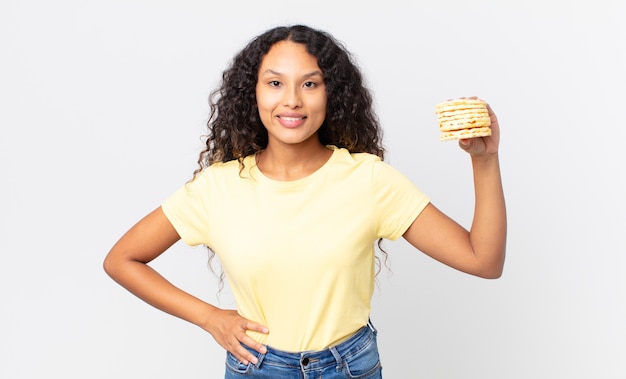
[
  {"x1": 476, "y1": 256, "x2": 505, "y2": 279},
  {"x1": 458, "y1": 262, "x2": 504, "y2": 279},
  {"x1": 466, "y1": 248, "x2": 505, "y2": 279},
  {"x1": 479, "y1": 268, "x2": 504, "y2": 279},
  {"x1": 102, "y1": 253, "x2": 114, "y2": 278},
  {"x1": 102, "y1": 251, "x2": 122, "y2": 280}
]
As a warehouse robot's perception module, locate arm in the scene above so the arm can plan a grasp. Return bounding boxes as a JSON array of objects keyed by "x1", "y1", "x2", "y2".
[
  {"x1": 403, "y1": 100, "x2": 506, "y2": 278},
  {"x1": 103, "y1": 206, "x2": 268, "y2": 364}
]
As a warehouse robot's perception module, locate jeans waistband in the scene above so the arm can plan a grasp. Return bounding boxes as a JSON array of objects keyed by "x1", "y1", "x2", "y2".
[{"x1": 250, "y1": 320, "x2": 377, "y2": 372}]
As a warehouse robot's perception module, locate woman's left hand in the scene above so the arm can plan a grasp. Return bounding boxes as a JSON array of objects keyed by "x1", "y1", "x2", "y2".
[{"x1": 458, "y1": 98, "x2": 500, "y2": 157}]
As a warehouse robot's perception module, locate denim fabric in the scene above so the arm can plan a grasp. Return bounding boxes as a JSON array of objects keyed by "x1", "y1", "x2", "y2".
[{"x1": 224, "y1": 321, "x2": 383, "y2": 378}]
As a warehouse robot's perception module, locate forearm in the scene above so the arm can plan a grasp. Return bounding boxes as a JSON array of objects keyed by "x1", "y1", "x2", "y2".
[
  {"x1": 468, "y1": 153, "x2": 507, "y2": 277},
  {"x1": 105, "y1": 258, "x2": 218, "y2": 330}
]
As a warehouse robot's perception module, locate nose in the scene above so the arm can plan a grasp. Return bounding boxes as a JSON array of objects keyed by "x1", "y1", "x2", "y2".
[{"x1": 283, "y1": 85, "x2": 302, "y2": 108}]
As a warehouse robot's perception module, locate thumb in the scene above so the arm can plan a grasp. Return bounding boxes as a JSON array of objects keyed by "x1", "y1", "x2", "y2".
[
  {"x1": 459, "y1": 138, "x2": 471, "y2": 150},
  {"x1": 458, "y1": 138, "x2": 482, "y2": 155}
]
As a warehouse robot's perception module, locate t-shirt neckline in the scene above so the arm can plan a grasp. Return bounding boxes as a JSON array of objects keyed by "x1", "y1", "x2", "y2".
[{"x1": 247, "y1": 145, "x2": 339, "y2": 187}]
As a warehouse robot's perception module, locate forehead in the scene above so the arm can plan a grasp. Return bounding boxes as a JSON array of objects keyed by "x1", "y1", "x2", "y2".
[{"x1": 259, "y1": 40, "x2": 321, "y2": 72}]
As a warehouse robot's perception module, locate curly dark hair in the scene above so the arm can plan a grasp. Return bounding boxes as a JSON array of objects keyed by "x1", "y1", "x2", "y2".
[
  {"x1": 196, "y1": 25, "x2": 390, "y2": 289},
  {"x1": 195, "y1": 24, "x2": 385, "y2": 176}
]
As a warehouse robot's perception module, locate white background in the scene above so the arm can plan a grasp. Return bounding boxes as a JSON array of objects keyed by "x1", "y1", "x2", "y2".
[{"x1": 1, "y1": 0, "x2": 625, "y2": 378}]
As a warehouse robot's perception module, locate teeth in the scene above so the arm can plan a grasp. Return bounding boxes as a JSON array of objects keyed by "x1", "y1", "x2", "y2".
[{"x1": 281, "y1": 117, "x2": 303, "y2": 121}]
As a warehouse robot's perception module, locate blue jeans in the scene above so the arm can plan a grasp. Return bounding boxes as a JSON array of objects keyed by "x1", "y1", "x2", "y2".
[{"x1": 224, "y1": 321, "x2": 383, "y2": 378}]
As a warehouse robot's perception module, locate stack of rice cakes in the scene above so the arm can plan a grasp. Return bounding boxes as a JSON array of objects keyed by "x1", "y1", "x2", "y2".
[{"x1": 435, "y1": 99, "x2": 491, "y2": 141}]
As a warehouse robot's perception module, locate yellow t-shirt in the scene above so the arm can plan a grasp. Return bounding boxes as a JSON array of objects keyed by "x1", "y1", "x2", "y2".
[{"x1": 162, "y1": 146, "x2": 429, "y2": 351}]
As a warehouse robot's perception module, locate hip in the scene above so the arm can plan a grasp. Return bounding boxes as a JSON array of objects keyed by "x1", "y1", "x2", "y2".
[{"x1": 225, "y1": 320, "x2": 382, "y2": 378}]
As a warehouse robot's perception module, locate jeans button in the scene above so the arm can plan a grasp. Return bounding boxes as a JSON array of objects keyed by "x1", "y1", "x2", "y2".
[{"x1": 301, "y1": 357, "x2": 310, "y2": 366}]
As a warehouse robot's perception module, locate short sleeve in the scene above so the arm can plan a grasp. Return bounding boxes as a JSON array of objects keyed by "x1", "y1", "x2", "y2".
[
  {"x1": 371, "y1": 161, "x2": 430, "y2": 240},
  {"x1": 161, "y1": 173, "x2": 211, "y2": 246}
]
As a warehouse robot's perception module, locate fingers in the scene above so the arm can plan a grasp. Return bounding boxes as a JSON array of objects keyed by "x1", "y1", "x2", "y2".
[
  {"x1": 240, "y1": 320, "x2": 269, "y2": 356},
  {"x1": 246, "y1": 320, "x2": 270, "y2": 335},
  {"x1": 230, "y1": 338, "x2": 261, "y2": 365},
  {"x1": 222, "y1": 326, "x2": 266, "y2": 365},
  {"x1": 208, "y1": 311, "x2": 269, "y2": 366},
  {"x1": 236, "y1": 334, "x2": 268, "y2": 365},
  {"x1": 456, "y1": 96, "x2": 500, "y2": 156}
]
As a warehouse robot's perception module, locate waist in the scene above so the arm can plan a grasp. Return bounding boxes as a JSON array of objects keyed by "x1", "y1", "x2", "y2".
[
  {"x1": 246, "y1": 321, "x2": 378, "y2": 370},
  {"x1": 245, "y1": 313, "x2": 371, "y2": 351}
]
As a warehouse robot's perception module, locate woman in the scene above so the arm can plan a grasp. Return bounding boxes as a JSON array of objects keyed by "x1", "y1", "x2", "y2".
[{"x1": 104, "y1": 24, "x2": 506, "y2": 378}]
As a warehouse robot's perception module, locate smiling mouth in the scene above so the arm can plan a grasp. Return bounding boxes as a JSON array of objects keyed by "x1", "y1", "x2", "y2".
[{"x1": 278, "y1": 116, "x2": 306, "y2": 121}]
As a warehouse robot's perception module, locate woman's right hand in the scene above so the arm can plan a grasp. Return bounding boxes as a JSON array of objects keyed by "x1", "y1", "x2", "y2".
[{"x1": 203, "y1": 309, "x2": 269, "y2": 365}]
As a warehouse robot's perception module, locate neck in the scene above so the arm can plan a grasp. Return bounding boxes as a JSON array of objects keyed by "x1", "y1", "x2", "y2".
[{"x1": 256, "y1": 140, "x2": 332, "y2": 181}]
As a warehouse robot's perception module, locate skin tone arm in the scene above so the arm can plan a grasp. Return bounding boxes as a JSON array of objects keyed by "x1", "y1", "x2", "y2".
[
  {"x1": 103, "y1": 207, "x2": 269, "y2": 365},
  {"x1": 403, "y1": 99, "x2": 507, "y2": 278}
]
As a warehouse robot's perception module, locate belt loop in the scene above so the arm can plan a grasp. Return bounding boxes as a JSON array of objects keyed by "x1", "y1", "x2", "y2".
[
  {"x1": 329, "y1": 346, "x2": 343, "y2": 371},
  {"x1": 253, "y1": 348, "x2": 266, "y2": 369},
  {"x1": 367, "y1": 318, "x2": 377, "y2": 334}
]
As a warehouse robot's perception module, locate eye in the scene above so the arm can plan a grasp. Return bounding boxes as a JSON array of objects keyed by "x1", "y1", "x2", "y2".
[
  {"x1": 303, "y1": 81, "x2": 318, "y2": 88},
  {"x1": 268, "y1": 80, "x2": 281, "y2": 87}
]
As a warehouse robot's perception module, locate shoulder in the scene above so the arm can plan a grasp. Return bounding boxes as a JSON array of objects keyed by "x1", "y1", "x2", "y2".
[
  {"x1": 328, "y1": 145, "x2": 383, "y2": 167},
  {"x1": 197, "y1": 156, "x2": 255, "y2": 178},
  {"x1": 326, "y1": 146, "x2": 399, "y2": 183},
  {"x1": 182, "y1": 158, "x2": 251, "y2": 193}
]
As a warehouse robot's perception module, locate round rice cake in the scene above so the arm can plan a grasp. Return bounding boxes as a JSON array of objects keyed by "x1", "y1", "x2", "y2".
[
  {"x1": 435, "y1": 98, "x2": 491, "y2": 140},
  {"x1": 438, "y1": 115, "x2": 491, "y2": 132},
  {"x1": 440, "y1": 126, "x2": 492, "y2": 141},
  {"x1": 435, "y1": 98, "x2": 487, "y2": 112}
]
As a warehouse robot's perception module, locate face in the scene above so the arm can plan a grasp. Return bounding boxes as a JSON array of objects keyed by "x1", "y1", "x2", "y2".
[{"x1": 256, "y1": 41, "x2": 327, "y2": 148}]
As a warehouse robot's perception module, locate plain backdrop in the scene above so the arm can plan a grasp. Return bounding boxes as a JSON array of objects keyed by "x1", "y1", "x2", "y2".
[{"x1": 1, "y1": 0, "x2": 625, "y2": 378}]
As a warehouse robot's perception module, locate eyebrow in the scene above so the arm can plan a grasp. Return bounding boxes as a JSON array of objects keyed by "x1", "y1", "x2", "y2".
[{"x1": 260, "y1": 69, "x2": 324, "y2": 78}]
